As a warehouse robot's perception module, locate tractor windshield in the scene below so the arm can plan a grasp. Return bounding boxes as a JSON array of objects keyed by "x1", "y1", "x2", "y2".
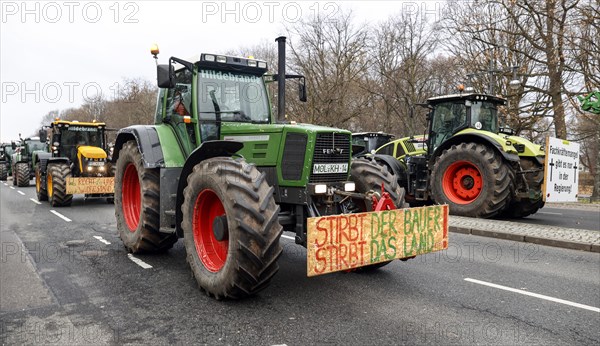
[
  {"x1": 197, "y1": 69, "x2": 270, "y2": 123},
  {"x1": 26, "y1": 140, "x2": 47, "y2": 153},
  {"x1": 470, "y1": 101, "x2": 498, "y2": 133},
  {"x1": 61, "y1": 127, "x2": 104, "y2": 148},
  {"x1": 430, "y1": 102, "x2": 467, "y2": 149}
]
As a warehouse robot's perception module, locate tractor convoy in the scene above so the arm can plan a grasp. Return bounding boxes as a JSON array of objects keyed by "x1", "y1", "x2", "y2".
[{"x1": 7, "y1": 36, "x2": 566, "y2": 300}]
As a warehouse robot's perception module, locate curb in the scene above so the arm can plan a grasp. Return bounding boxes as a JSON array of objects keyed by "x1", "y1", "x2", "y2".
[{"x1": 449, "y1": 226, "x2": 597, "y2": 252}]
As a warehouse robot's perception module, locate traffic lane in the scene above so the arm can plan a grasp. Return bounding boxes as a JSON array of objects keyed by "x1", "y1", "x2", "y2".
[
  {"x1": 503, "y1": 207, "x2": 599, "y2": 231},
  {"x1": 2, "y1": 184, "x2": 598, "y2": 345}
]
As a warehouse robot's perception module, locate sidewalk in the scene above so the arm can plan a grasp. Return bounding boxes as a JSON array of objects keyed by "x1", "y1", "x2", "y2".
[{"x1": 449, "y1": 215, "x2": 600, "y2": 252}]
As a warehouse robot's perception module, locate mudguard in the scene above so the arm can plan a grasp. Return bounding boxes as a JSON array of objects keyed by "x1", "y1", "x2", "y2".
[
  {"x1": 114, "y1": 126, "x2": 164, "y2": 168},
  {"x1": 431, "y1": 132, "x2": 520, "y2": 166}
]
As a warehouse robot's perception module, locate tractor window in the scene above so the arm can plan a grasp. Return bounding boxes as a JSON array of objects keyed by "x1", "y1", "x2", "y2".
[
  {"x1": 198, "y1": 69, "x2": 270, "y2": 124},
  {"x1": 431, "y1": 102, "x2": 467, "y2": 149},
  {"x1": 26, "y1": 141, "x2": 47, "y2": 152},
  {"x1": 376, "y1": 142, "x2": 394, "y2": 156},
  {"x1": 470, "y1": 101, "x2": 498, "y2": 133},
  {"x1": 166, "y1": 69, "x2": 193, "y2": 119}
]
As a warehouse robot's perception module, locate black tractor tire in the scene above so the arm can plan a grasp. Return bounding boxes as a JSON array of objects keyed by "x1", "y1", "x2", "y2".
[
  {"x1": 47, "y1": 163, "x2": 73, "y2": 207},
  {"x1": 11, "y1": 164, "x2": 16, "y2": 185},
  {"x1": 115, "y1": 140, "x2": 177, "y2": 253},
  {"x1": 503, "y1": 158, "x2": 544, "y2": 218},
  {"x1": 0, "y1": 163, "x2": 7, "y2": 181},
  {"x1": 348, "y1": 157, "x2": 408, "y2": 271},
  {"x1": 431, "y1": 143, "x2": 513, "y2": 218},
  {"x1": 36, "y1": 165, "x2": 48, "y2": 201},
  {"x1": 15, "y1": 162, "x2": 30, "y2": 187},
  {"x1": 181, "y1": 157, "x2": 283, "y2": 299}
]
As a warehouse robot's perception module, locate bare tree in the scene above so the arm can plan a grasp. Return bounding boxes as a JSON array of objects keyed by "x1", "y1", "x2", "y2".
[{"x1": 286, "y1": 10, "x2": 373, "y2": 129}]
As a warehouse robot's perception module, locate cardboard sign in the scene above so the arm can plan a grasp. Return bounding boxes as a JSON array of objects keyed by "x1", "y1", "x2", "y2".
[
  {"x1": 66, "y1": 177, "x2": 114, "y2": 194},
  {"x1": 307, "y1": 205, "x2": 448, "y2": 277},
  {"x1": 543, "y1": 137, "x2": 580, "y2": 202}
]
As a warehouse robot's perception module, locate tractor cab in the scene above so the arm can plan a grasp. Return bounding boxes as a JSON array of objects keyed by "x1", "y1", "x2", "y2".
[
  {"x1": 351, "y1": 132, "x2": 395, "y2": 156},
  {"x1": 47, "y1": 120, "x2": 108, "y2": 177},
  {"x1": 426, "y1": 93, "x2": 505, "y2": 152}
]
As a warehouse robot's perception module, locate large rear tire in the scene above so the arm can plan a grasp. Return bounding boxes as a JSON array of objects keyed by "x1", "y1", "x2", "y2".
[
  {"x1": 15, "y1": 162, "x2": 30, "y2": 187},
  {"x1": 348, "y1": 157, "x2": 408, "y2": 271},
  {"x1": 36, "y1": 165, "x2": 48, "y2": 201},
  {"x1": 503, "y1": 158, "x2": 544, "y2": 218},
  {"x1": 115, "y1": 140, "x2": 177, "y2": 253},
  {"x1": 0, "y1": 163, "x2": 7, "y2": 181},
  {"x1": 182, "y1": 158, "x2": 282, "y2": 299},
  {"x1": 47, "y1": 163, "x2": 73, "y2": 207},
  {"x1": 431, "y1": 143, "x2": 512, "y2": 218}
]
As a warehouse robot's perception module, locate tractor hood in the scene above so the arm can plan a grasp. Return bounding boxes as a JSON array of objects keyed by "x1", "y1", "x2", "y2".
[
  {"x1": 506, "y1": 135, "x2": 545, "y2": 157},
  {"x1": 77, "y1": 146, "x2": 107, "y2": 159}
]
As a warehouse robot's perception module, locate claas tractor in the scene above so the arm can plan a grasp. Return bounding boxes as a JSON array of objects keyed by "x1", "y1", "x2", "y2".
[
  {"x1": 35, "y1": 120, "x2": 114, "y2": 206},
  {"x1": 0, "y1": 142, "x2": 15, "y2": 181},
  {"x1": 112, "y1": 37, "x2": 448, "y2": 300},
  {"x1": 10, "y1": 136, "x2": 47, "y2": 187},
  {"x1": 372, "y1": 92, "x2": 545, "y2": 218}
]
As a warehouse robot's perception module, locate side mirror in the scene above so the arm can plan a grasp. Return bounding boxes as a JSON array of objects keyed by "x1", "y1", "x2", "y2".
[
  {"x1": 157, "y1": 64, "x2": 174, "y2": 88},
  {"x1": 298, "y1": 83, "x2": 307, "y2": 102},
  {"x1": 39, "y1": 129, "x2": 47, "y2": 142},
  {"x1": 11, "y1": 142, "x2": 16, "y2": 150}
]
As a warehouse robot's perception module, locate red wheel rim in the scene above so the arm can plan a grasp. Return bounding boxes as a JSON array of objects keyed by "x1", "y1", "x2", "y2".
[
  {"x1": 122, "y1": 163, "x2": 141, "y2": 232},
  {"x1": 193, "y1": 189, "x2": 228, "y2": 272},
  {"x1": 442, "y1": 161, "x2": 483, "y2": 204}
]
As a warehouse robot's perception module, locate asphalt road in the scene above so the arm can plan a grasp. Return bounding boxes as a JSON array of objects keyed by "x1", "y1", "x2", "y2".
[
  {"x1": 1, "y1": 180, "x2": 599, "y2": 345},
  {"x1": 502, "y1": 207, "x2": 599, "y2": 231}
]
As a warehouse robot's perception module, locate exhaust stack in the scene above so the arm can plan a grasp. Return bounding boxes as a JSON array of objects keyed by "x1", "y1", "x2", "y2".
[{"x1": 276, "y1": 36, "x2": 286, "y2": 122}]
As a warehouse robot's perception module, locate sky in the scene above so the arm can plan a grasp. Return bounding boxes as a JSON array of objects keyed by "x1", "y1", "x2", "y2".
[{"x1": 0, "y1": 0, "x2": 447, "y2": 141}]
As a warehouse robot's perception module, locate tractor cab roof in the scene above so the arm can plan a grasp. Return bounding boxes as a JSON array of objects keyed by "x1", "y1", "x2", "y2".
[
  {"x1": 173, "y1": 53, "x2": 268, "y2": 76},
  {"x1": 427, "y1": 93, "x2": 506, "y2": 106},
  {"x1": 51, "y1": 120, "x2": 106, "y2": 128}
]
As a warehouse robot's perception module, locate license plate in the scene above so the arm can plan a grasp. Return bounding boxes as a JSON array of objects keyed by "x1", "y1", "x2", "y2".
[
  {"x1": 313, "y1": 163, "x2": 348, "y2": 174},
  {"x1": 88, "y1": 161, "x2": 105, "y2": 166}
]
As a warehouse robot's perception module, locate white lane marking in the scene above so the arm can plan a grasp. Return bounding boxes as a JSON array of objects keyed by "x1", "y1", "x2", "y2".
[
  {"x1": 3, "y1": 183, "x2": 7, "y2": 186},
  {"x1": 9, "y1": 186, "x2": 15, "y2": 190},
  {"x1": 281, "y1": 235, "x2": 295, "y2": 240},
  {"x1": 93, "y1": 236, "x2": 111, "y2": 245},
  {"x1": 30, "y1": 198, "x2": 42, "y2": 205},
  {"x1": 538, "y1": 211, "x2": 563, "y2": 215},
  {"x1": 50, "y1": 210, "x2": 72, "y2": 222},
  {"x1": 465, "y1": 278, "x2": 600, "y2": 313},
  {"x1": 127, "y1": 254, "x2": 153, "y2": 269},
  {"x1": 17, "y1": 190, "x2": 25, "y2": 195}
]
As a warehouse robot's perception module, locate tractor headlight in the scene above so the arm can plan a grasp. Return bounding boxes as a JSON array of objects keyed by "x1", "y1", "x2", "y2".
[
  {"x1": 98, "y1": 166, "x2": 105, "y2": 172},
  {"x1": 87, "y1": 166, "x2": 93, "y2": 172},
  {"x1": 344, "y1": 182, "x2": 356, "y2": 192},
  {"x1": 314, "y1": 184, "x2": 327, "y2": 194}
]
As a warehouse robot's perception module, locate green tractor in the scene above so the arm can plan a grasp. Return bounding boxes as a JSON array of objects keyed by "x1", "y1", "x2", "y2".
[
  {"x1": 10, "y1": 136, "x2": 47, "y2": 187},
  {"x1": 112, "y1": 37, "x2": 428, "y2": 299},
  {"x1": 370, "y1": 92, "x2": 545, "y2": 218},
  {"x1": 0, "y1": 142, "x2": 15, "y2": 181}
]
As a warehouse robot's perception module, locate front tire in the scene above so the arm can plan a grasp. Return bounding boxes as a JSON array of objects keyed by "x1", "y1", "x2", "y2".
[
  {"x1": 47, "y1": 163, "x2": 73, "y2": 207},
  {"x1": 431, "y1": 143, "x2": 512, "y2": 218},
  {"x1": 182, "y1": 158, "x2": 283, "y2": 299},
  {"x1": 349, "y1": 158, "x2": 408, "y2": 271},
  {"x1": 503, "y1": 158, "x2": 544, "y2": 218},
  {"x1": 15, "y1": 162, "x2": 30, "y2": 187},
  {"x1": 0, "y1": 163, "x2": 7, "y2": 181},
  {"x1": 36, "y1": 165, "x2": 48, "y2": 201},
  {"x1": 114, "y1": 140, "x2": 177, "y2": 253}
]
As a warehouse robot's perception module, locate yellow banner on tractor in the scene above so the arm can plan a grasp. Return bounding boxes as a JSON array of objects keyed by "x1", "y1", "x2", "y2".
[
  {"x1": 307, "y1": 205, "x2": 448, "y2": 277},
  {"x1": 66, "y1": 177, "x2": 114, "y2": 194}
]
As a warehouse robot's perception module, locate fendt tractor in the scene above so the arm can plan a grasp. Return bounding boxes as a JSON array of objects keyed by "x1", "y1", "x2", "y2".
[
  {"x1": 112, "y1": 37, "x2": 448, "y2": 299},
  {"x1": 10, "y1": 136, "x2": 47, "y2": 187},
  {"x1": 0, "y1": 142, "x2": 15, "y2": 181},
  {"x1": 35, "y1": 120, "x2": 115, "y2": 206},
  {"x1": 369, "y1": 91, "x2": 545, "y2": 218}
]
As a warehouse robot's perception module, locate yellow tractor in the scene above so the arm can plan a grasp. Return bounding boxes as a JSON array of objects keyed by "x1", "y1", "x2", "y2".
[{"x1": 35, "y1": 120, "x2": 114, "y2": 206}]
